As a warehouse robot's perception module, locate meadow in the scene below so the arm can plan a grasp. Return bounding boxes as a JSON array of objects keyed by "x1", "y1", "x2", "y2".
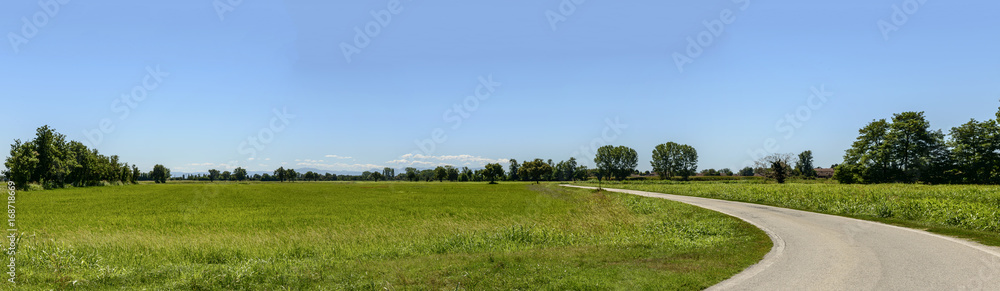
[
  {"x1": 580, "y1": 180, "x2": 1000, "y2": 245},
  {"x1": 15, "y1": 182, "x2": 770, "y2": 290}
]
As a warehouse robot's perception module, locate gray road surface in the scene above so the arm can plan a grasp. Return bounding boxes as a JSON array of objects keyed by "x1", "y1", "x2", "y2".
[{"x1": 562, "y1": 185, "x2": 1000, "y2": 290}]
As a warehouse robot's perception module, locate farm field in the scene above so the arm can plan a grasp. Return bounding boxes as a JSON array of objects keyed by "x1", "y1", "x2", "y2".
[
  {"x1": 16, "y1": 182, "x2": 770, "y2": 290},
  {"x1": 579, "y1": 181, "x2": 1000, "y2": 245}
]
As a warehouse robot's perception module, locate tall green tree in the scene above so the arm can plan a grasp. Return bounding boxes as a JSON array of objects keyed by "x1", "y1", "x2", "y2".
[
  {"x1": 518, "y1": 159, "x2": 553, "y2": 184},
  {"x1": 208, "y1": 169, "x2": 220, "y2": 182},
  {"x1": 949, "y1": 119, "x2": 998, "y2": 184},
  {"x1": 650, "y1": 142, "x2": 698, "y2": 181},
  {"x1": 483, "y1": 163, "x2": 504, "y2": 184},
  {"x1": 405, "y1": 167, "x2": 418, "y2": 181},
  {"x1": 595, "y1": 145, "x2": 638, "y2": 181},
  {"x1": 151, "y1": 164, "x2": 170, "y2": 183},
  {"x1": 274, "y1": 166, "x2": 286, "y2": 182},
  {"x1": 233, "y1": 167, "x2": 248, "y2": 181},
  {"x1": 508, "y1": 159, "x2": 520, "y2": 181},
  {"x1": 796, "y1": 150, "x2": 817, "y2": 179},
  {"x1": 434, "y1": 166, "x2": 447, "y2": 182}
]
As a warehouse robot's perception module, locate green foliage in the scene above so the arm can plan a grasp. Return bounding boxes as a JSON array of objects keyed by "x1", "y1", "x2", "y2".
[
  {"x1": 737, "y1": 167, "x2": 754, "y2": 177},
  {"x1": 17, "y1": 183, "x2": 769, "y2": 289},
  {"x1": 518, "y1": 159, "x2": 553, "y2": 184},
  {"x1": 483, "y1": 163, "x2": 504, "y2": 184},
  {"x1": 582, "y1": 181, "x2": 1000, "y2": 240},
  {"x1": 3, "y1": 126, "x2": 140, "y2": 190},
  {"x1": 595, "y1": 145, "x2": 638, "y2": 181},
  {"x1": 651, "y1": 142, "x2": 698, "y2": 181},
  {"x1": 795, "y1": 151, "x2": 816, "y2": 178},
  {"x1": 151, "y1": 164, "x2": 171, "y2": 183}
]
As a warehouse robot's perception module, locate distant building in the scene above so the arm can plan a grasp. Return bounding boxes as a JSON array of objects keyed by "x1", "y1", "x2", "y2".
[{"x1": 815, "y1": 168, "x2": 835, "y2": 178}]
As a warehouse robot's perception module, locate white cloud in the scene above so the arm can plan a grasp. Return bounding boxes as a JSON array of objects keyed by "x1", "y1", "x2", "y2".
[
  {"x1": 324, "y1": 155, "x2": 353, "y2": 159},
  {"x1": 386, "y1": 154, "x2": 508, "y2": 168},
  {"x1": 295, "y1": 162, "x2": 384, "y2": 172}
]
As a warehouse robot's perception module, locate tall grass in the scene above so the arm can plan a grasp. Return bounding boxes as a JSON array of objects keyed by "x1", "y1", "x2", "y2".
[
  {"x1": 582, "y1": 181, "x2": 1000, "y2": 241},
  {"x1": 16, "y1": 182, "x2": 769, "y2": 290}
]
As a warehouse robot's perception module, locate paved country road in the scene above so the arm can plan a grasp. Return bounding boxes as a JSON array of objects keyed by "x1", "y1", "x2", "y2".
[{"x1": 562, "y1": 185, "x2": 1000, "y2": 290}]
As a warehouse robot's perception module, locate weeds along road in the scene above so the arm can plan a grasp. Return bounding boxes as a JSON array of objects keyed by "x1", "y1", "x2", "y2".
[{"x1": 562, "y1": 185, "x2": 1000, "y2": 290}]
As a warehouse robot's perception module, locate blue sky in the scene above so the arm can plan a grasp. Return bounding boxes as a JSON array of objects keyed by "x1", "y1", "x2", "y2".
[{"x1": 2, "y1": 0, "x2": 998, "y2": 174}]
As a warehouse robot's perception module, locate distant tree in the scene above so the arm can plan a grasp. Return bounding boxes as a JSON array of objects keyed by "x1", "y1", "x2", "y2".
[
  {"x1": 304, "y1": 171, "x2": 320, "y2": 181},
  {"x1": 508, "y1": 159, "x2": 520, "y2": 181},
  {"x1": 370, "y1": 171, "x2": 383, "y2": 181},
  {"x1": 208, "y1": 169, "x2": 220, "y2": 182},
  {"x1": 518, "y1": 159, "x2": 553, "y2": 184},
  {"x1": 949, "y1": 119, "x2": 998, "y2": 184},
  {"x1": 483, "y1": 163, "x2": 504, "y2": 184},
  {"x1": 434, "y1": 166, "x2": 447, "y2": 182},
  {"x1": 738, "y1": 166, "x2": 754, "y2": 177},
  {"x1": 795, "y1": 151, "x2": 817, "y2": 179},
  {"x1": 131, "y1": 165, "x2": 139, "y2": 184},
  {"x1": 286, "y1": 169, "x2": 298, "y2": 182},
  {"x1": 754, "y1": 153, "x2": 795, "y2": 183},
  {"x1": 151, "y1": 164, "x2": 170, "y2": 183},
  {"x1": 595, "y1": 145, "x2": 638, "y2": 181},
  {"x1": 234, "y1": 167, "x2": 248, "y2": 181},
  {"x1": 700, "y1": 169, "x2": 719, "y2": 176},
  {"x1": 650, "y1": 142, "x2": 698, "y2": 181},
  {"x1": 274, "y1": 167, "x2": 286, "y2": 182},
  {"x1": 445, "y1": 166, "x2": 459, "y2": 181},
  {"x1": 719, "y1": 168, "x2": 733, "y2": 176},
  {"x1": 221, "y1": 171, "x2": 232, "y2": 181},
  {"x1": 405, "y1": 167, "x2": 418, "y2": 182},
  {"x1": 383, "y1": 167, "x2": 395, "y2": 180},
  {"x1": 573, "y1": 165, "x2": 589, "y2": 181}
]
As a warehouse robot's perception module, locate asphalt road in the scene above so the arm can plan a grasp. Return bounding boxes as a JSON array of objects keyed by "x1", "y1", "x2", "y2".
[{"x1": 562, "y1": 185, "x2": 1000, "y2": 290}]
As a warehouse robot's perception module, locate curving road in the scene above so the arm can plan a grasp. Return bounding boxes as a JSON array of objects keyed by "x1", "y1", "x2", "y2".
[{"x1": 562, "y1": 185, "x2": 1000, "y2": 290}]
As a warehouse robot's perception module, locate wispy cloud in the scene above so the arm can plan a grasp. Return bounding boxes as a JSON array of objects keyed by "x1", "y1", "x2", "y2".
[
  {"x1": 295, "y1": 162, "x2": 384, "y2": 172},
  {"x1": 386, "y1": 154, "x2": 508, "y2": 168},
  {"x1": 324, "y1": 155, "x2": 353, "y2": 159}
]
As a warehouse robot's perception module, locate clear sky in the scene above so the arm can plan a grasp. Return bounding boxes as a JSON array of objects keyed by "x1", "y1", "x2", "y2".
[{"x1": 2, "y1": 0, "x2": 998, "y2": 174}]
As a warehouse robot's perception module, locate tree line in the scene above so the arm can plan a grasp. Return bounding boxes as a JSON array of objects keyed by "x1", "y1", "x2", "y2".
[
  {"x1": 3, "y1": 126, "x2": 140, "y2": 188},
  {"x1": 835, "y1": 103, "x2": 1000, "y2": 184}
]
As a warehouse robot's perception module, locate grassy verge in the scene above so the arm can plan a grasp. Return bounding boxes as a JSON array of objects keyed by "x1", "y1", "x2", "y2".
[
  {"x1": 578, "y1": 180, "x2": 1000, "y2": 246},
  {"x1": 16, "y1": 182, "x2": 770, "y2": 290}
]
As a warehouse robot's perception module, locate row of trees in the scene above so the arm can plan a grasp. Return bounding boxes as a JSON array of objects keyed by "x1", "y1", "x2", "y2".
[
  {"x1": 3, "y1": 126, "x2": 144, "y2": 188},
  {"x1": 835, "y1": 106, "x2": 1000, "y2": 184}
]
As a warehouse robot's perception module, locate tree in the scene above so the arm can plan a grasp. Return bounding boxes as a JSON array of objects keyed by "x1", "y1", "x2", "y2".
[
  {"x1": 274, "y1": 167, "x2": 286, "y2": 182},
  {"x1": 754, "y1": 153, "x2": 794, "y2": 183},
  {"x1": 650, "y1": 142, "x2": 698, "y2": 181},
  {"x1": 949, "y1": 119, "x2": 998, "y2": 184},
  {"x1": 738, "y1": 167, "x2": 754, "y2": 176},
  {"x1": 208, "y1": 169, "x2": 220, "y2": 182},
  {"x1": 151, "y1": 164, "x2": 170, "y2": 183},
  {"x1": 304, "y1": 171, "x2": 320, "y2": 181},
  {"x1": 573, "y1": 165, "x2": 589, "y2": 181},
  {"x1": 700, "y1": 169, "x2": 719, "y2": 176},
  {"x1": 595, "y1": 145, "x2": 638, "y2": 181},
  {"x1": 383, "y1": 167, "x2": 395, "y2": 180},
  {"x1": 518, "y1": 159, "x2": 553, "y2": 184},
  {"x1": 234, "y1": 167, "x2": 248, "y2": 181},
  {"x1": 405, "y1": 167, "x2": 418, "y2": 182},
  {"x1": 886, "y1": 112, "x2": 938, "y2": 182},
  {"x1": 483, "y1": 163, "x2": 504, "y2": 184},
  {"x1": 508, "y1": 159, "x2": 520, "y2": 181},
  {"x1": 795, "y1": 151, "x2": 817, "y2": 179},
  {"x1": 719, "y1": 168, "x2": 733, "y2": 176},
  {"x1": 370, "y1": 171, "x2": 383, "y2": 181},
  {"x1": 445, "y1": 166, "x2": 459, "y2": 181},
  {"x1": 434, "y1": 166, "x2": 447, "y2": 182},
  {"x1": 286, "y1": 169, "x2": 298, "y2": 182}
]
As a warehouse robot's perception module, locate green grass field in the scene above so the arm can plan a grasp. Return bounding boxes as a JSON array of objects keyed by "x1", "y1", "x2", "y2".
[
  {"x1": 580, "y1": 180, "x2": 1000, "y2": 246},
  {"x1": 15, "y1": 182, "x2": 770, "y2": 290}
]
